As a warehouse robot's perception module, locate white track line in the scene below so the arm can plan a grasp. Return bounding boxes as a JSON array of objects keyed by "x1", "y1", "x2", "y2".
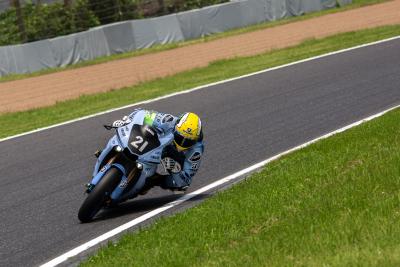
[
  {"x1": 2, "y1": 35, "x2": 400, "y2": 144},
  {"x1": 40, "y1": 103, "x2": 400, "y2": 267}
]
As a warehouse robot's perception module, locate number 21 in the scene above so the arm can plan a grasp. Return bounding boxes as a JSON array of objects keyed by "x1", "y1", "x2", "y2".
[{"x1": 131, "y1": 136, "x2": 148, "y2": 152}]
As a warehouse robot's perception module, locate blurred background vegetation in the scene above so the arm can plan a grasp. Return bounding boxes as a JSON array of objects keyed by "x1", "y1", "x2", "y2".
[{"x1": 0, "y1": 0, "x2": 228, "y2": 46}]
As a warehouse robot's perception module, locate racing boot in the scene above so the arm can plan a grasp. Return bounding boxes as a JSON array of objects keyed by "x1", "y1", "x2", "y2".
[{"x1": 170, "y1": 185, "x2": 189, "y2": 195}]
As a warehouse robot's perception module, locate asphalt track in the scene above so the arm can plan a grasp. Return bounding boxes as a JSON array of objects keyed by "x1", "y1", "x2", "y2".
[{"x1": 1, "y1": 38, "x2": 400, "y2": 267}]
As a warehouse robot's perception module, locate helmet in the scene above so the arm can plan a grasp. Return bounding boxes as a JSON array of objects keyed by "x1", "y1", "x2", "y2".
[{"x1": 174, "y1": 112, "x2": 202, "y2": 151}]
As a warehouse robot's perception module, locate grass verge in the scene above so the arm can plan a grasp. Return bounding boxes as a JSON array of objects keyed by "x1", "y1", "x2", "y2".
[
  {"x1": 81, "y1": 92, "x2": 400, "y2": 267},
  {"x1": 1, "y1": 25, "x2": 399, "y2": 139},
  {"x1": 0, "y1": 0, "x2": 391, "y2": 83}
]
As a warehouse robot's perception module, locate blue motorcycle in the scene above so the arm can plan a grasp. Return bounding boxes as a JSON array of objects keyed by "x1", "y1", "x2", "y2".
[{"x1": 78, "y1": 110, "x2": 172, "y2": 223}]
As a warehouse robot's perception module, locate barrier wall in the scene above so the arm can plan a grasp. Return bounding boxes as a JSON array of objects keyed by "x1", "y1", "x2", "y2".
[{"x1": 0, "y1": 0, "x2": 351, "y2": 77}]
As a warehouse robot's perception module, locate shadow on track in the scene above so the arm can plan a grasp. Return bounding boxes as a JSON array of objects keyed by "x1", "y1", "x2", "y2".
[{"x1": 92, "y1": 192, "x2": 210, "y2": 222}]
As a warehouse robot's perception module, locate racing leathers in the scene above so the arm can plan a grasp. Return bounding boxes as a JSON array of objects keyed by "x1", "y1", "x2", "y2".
[{"x1": 112, "y1": 109, "x2": 204, "y2": 199}]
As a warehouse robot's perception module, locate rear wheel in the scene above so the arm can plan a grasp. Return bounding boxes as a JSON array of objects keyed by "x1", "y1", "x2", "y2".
[{"x1": 78, "y1": 167, "x2": 121, "y2": 223}]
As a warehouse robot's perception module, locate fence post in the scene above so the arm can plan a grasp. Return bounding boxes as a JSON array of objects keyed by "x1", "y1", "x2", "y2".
[{"x1": 11, "y1": 0, "x2": 27, "y2": 43}]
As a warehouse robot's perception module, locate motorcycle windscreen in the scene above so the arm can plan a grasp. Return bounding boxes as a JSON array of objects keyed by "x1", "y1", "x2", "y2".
[{"x1": 128, "y1": 124, "x2": 161, "y2": 155}]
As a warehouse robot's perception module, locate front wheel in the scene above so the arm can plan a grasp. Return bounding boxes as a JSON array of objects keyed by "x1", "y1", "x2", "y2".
[{"x1": 78, "y1": 167, "x2": 121, "y2": 223}]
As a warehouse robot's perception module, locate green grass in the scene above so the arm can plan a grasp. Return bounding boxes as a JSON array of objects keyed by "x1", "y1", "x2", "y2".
[
  {"x1": 81, "y1": 90, "x2": 400, "y2": 267},
  {"x1": 0, "y1": 0, "x2": 391, "y2": 83},
  {"x1": 1, "y1": 25, "x2": 399, "y2": 139}
]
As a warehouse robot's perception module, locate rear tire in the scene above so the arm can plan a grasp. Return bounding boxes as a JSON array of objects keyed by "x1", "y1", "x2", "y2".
[{"x1": 78, "y1": 167, "x2": 121, "y2": 223}]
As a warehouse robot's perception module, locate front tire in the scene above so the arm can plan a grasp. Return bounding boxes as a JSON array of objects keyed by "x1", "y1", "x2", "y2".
[{"x1": 78, "y1": 167, "x2": 122, "y2": 223}]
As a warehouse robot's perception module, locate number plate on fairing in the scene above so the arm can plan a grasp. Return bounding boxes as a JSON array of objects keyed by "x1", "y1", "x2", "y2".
[{"x1": 128, "y1": 124, "x2": 160, "y2": 155}]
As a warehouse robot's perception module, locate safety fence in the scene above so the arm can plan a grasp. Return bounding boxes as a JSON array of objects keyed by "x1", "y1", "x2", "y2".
[{"x1": 0, "y1": 0, "x2": 351, "y2": 77}]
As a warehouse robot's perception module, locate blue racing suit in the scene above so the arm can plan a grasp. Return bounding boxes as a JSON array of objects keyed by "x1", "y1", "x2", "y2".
[{"x1": 113, "y1": 109, "x2": 204, "y2": 199}]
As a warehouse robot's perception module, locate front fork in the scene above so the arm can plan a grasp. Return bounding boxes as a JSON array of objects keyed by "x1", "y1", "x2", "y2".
[
  {"x1": 110, "y1": 163, "x2": 142, "y2": 201},
  {"x1": 86, "y1": 156, "x2": 144, "y2": 202}
]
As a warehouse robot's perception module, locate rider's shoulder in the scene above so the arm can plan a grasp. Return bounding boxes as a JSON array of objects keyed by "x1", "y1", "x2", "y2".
[{"x1": 155, "y1": 112, "x2": 177, "y2": 123}]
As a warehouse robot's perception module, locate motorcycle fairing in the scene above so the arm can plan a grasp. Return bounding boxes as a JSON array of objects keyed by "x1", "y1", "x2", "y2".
[
  {"x1": 89, "y1": 109, "x2": 175, "y2": 202},
  {"x1": 116, "y1": 110, "x2": 172, "y2": 162},
  {"x1": 108, "y1": 134, "x2": 173, "y2": 201},
  {"x1": 92, "y1": 135, "x2": 121, "y2": 177},
  {"x1": 116, "y1": 110, "x2": 145, "y2": 149},
  {"x1": 91, "y1": 110, "x2": 152, "y2": 178},
  {"x1": 90, "y1": 162, "x2": 128, "y2": 187},
  {"x1": 137, "y1": 133, "x2": 173, "y2": 164},
  {"x1": 127, "y1": 124, "x2": 160, "y2": 155}
]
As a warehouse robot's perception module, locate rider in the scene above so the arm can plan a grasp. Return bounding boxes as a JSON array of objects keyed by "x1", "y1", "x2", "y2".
[{"x1": 109, "y1": 109, "x2": 204, "y2": 198}]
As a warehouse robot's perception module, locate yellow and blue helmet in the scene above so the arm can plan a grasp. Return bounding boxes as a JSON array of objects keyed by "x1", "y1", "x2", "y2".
[{"x1": 174, "y1": 112, "x2": 202, "y2": 151}]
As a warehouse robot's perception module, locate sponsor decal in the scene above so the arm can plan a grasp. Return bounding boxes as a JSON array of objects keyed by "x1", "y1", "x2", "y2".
[
  {"x1": 162, "y1": 114, "x2": 174, "y2": 123},
  {"x1": 189, "y1": 151, "x2": 201, "y2": 162},
  {"x1": 184, "y1": 128, "x2": 192, "y2": 135},
  {"x1": 119, "y1": 180, "x2": 128, "y2": 188},
  {"x1": 191, "y1": 162, "x2": 199, "y2": 170},
  {"x1": 144, "y1": 126, "x2": 155, "y2": 136}
]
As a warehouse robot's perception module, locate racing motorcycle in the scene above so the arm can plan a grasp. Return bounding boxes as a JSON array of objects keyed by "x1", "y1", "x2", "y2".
[{"x1": 78, "y1": 110, "x2": 173, "y2": 223}]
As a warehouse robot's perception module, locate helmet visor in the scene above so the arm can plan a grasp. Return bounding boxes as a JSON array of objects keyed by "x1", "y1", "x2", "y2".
[{"x1": 174, "y1": 131, "x2": 196, "y2": 149}]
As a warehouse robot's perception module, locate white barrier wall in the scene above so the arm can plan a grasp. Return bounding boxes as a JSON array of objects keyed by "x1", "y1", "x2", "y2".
[{"x1": 0, "y1": 0, "x2": 351, "y2": 77}]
